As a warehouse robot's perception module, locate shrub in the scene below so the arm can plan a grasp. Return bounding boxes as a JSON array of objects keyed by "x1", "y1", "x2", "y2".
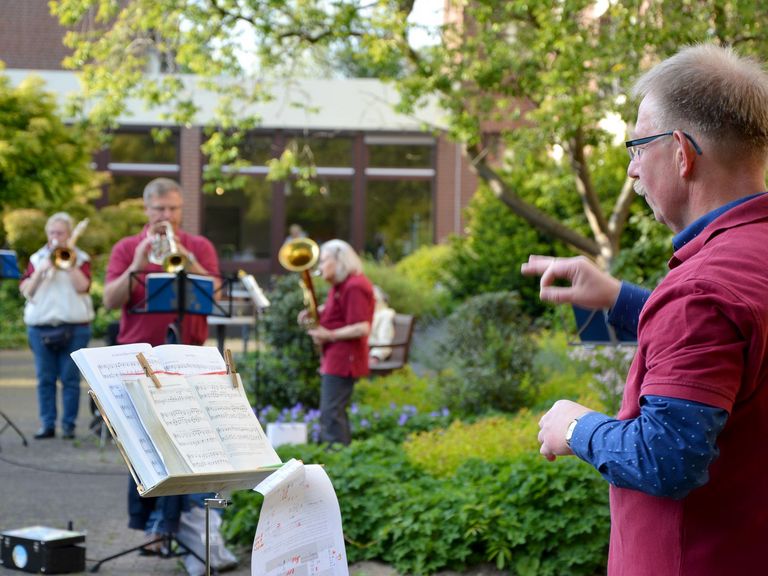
[
  {"x1": 363, "y1": 259, "x2": 451, "y2": 321},
  {"x1": 567, "y1": 345, "x2": 636, "y2": 416},
  {"x1": 256, "y1": 400, "x2": 452, "y2": 445},
  {"x1": 3, "y1": 209, "x2": 46, "y2": 263},
  {"x1": 354, "y1": 366, "x2": 442, "y2": 413},
  {"x1": 430, "y1": 291, "x2": 538, "y2": 415},
  {"x1": 404, "y1": 412, "x2": 541, "y2": 477},
  {"x1": 223, "y1": 438, "x2": 610, "y2": 576},
  {"x1": 237, "y1": 274, "x2": 325, "y2": 409},
  {"x1": 0, "y1": 282, "x2": 26, "y2": 348}
]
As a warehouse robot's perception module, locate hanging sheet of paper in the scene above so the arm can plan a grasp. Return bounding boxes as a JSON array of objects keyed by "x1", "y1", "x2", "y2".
[{"x1": 252, "y1": 459, "x2": 349, "y2": 576}]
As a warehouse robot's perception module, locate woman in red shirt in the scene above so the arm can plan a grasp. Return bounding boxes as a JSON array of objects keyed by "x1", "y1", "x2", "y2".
[{"x1": 306, "y1": 240, "x2": 375, "y2": 445}]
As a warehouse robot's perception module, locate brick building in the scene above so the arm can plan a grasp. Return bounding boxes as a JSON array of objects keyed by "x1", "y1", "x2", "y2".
[{"x1": 1, "y1": 0, "x2": 479, "y2": 276}]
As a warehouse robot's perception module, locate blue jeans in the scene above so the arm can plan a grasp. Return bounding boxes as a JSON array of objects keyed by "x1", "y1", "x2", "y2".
[{"x1": 27, "y1": 323, "x2": 91, "y2": 431}]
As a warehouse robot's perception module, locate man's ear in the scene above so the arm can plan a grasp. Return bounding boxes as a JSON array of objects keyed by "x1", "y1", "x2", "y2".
[{"x1": 675, "y1": 131, "x2": 697, "y2": 178}]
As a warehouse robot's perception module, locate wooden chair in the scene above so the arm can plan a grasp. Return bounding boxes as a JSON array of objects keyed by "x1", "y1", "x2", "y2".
[{"x1": 369, "y1": 313, "x2": 415, "y2": 377}]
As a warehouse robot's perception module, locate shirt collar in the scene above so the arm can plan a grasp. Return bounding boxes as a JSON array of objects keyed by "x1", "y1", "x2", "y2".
[{"x1": 672, "y1": 192, "x2": 766, "y2": 251}]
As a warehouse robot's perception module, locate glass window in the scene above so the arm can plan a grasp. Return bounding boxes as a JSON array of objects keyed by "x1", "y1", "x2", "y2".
[
  {"x1": 110, "y1": 132, "x2": 179, "y2": 164},
  {"x1": 239, "y1": 134, "x2": 276, "y2": 165},
  {"x1": 285, "y1": 179, "x2": 352, "y2": 244},
  {"x1": 108, "y1": 174, "x2": 157, "y2": 204},
  {"x1": 367, "y1": 144, "x2": 433, "y2": 168},
  {"x1": 287, "y1": 136, "x2": 353, "y2": 167},
  {"x1": 204, "y1": 178, "x2": 272, "y2": 261},
  {"x1": 365, "y1": 180, "x2": 433, "y2": 262}
]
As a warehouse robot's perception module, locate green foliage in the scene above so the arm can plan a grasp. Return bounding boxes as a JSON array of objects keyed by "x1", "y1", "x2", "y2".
[
  {"x1": 224, "y1": 437, "x2": 610, "y2": 575},
  {"x1": 354, "y1": 366, "x2": 442, "y2": 413},
  {"x1": 362, "y1": 259, "x2": 451, "y2": 321},
  {"x1": 0, "y1": 71, "x2": 99, "y2": 210},
  {"x1": 430, "y1": 292, "x2": 538, "y2": 415},
  {"x1": 237, "y1": 274, "x2": 326, "y2": 409},
  {"x1": 444, "y1": 185, "x2": 563, "y2": 318},
  {"x1": 2, "y1": 210, "x2": 47, "y2": 264},
  {"x1": 404, "y1": 413, "x2": 541, "y2": 477},
  {"x1": 0, "y1": 283, "x2": 26, "y2": 348},
  {"x1": 612, "y1": 211, "x2": 673, "y2": 289}
]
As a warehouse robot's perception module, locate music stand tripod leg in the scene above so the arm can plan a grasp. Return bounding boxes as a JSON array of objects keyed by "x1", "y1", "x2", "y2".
[{"x1": 0, "y1": 410, "x2": 28, "y2": 451}]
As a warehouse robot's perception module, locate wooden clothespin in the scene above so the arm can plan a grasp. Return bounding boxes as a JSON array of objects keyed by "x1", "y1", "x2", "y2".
[
  {"x1": 224, "y1": 348, "x2": 238, "y2": 388},
  {"x1": 136, "y1": 352, "x2": 162, "y2": 389}
]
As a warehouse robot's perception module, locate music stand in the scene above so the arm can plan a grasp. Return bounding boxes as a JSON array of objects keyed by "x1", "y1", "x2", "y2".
[
  {"x1": 0, "y1": 410, "x2": 28, "y2": 451},
  {"x1": 128, "y1": 270, "x2": 235, "y2": 340},
  {"x1": 0, "y1": 251, "x2": 27, "y2": 449},
  {"x1": 0, "y1": 249, "x2": 22, "y2": 280},
  {"x1": 89, "y1": 269, "x2": 234, "y2": 572},
  {"x1": 238, "y1": 272, "x2": 271, "y2": 412}
]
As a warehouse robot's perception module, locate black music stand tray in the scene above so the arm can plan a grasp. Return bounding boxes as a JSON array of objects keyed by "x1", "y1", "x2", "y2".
[{"x1": 0, "y1": 410, "x2": 28, "y2": 451}]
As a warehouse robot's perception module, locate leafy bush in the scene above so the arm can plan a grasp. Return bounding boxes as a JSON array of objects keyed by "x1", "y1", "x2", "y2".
[
  {"x1": 237, "y1": 274, "x2": 326, "y2": 409},
  {"x1": 567, "y1": 345, "x2": 636, "y2": 417},
  {"x1": 256, "y1": 401, "x2": 452, "y2": 445},
  {"x1": 363, "y1": 259, "x2": 451, "y2": 321},
  {"x1": 354, "y1": 366, "x2": 442, "y2": 413},
  {"x1": 442, "y1": 185, "x2": 559, "y2": 319},
  {"x1": 430, "y1": 291, "x2": 538, "y2": 415},
  {"x1": 404, "y1": 413, "x2": 541, "y2": 477},
  {"x1": 3, "y1": 209, "x2": 47, "y2": 263},
  {"x1": 0, "y1": 282, "x2": 26, "y2": 348},
  {"x1": 223, "y1": 437, "x2": 610, "y2": 576}
]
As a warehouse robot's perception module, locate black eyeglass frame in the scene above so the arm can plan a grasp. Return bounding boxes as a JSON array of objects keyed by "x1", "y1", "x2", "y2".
[{"x1": 625, "y1": 131, "x2": 703, "y2": 159}]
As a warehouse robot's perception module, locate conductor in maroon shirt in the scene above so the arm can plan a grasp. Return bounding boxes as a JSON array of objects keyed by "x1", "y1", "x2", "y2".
[{"x1": 305, "y1": 240, "x2": 374, "y2": 446}]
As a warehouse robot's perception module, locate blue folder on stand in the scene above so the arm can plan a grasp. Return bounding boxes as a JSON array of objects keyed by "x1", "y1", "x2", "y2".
[
  {"x1": 146, "y1": 273, "x2": 215, "y2": 315},
  {"x1": 0, "y1": 250, "x2": 21, "y2": 279}
]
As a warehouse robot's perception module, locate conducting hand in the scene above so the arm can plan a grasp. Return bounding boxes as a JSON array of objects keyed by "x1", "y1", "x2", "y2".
[
  {"x1": 521, "y1": 255, "x2": 621, "y2": 310},
  {"x1": 537, "y1": 400, "x2": 592, "y2": 461}
]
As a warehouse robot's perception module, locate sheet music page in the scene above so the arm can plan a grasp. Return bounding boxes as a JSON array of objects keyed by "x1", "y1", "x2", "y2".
[
  {"x1": 151, "y1": 344, "x2": 227, "y2": 374},
  {"x1": 252, "y1": 459, "x2": 349, "y2": 576},
  {"x1": 186, "y1": 374, "x2": 281, "y2": 470},
  {"x1": 70, "y1": 344, "x2": 166, "y2": 489},
  {"x1": 125, "y1": 374, "x2": 235, "y2": 474}
]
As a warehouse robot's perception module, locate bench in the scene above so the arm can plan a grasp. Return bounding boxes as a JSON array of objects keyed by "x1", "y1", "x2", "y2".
[{"x1": 369, "y1": 313, "x2": 415, "y2": 377}]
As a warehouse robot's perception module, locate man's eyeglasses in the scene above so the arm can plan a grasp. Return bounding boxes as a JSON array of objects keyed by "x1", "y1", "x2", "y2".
[
  {"x1": 625, "y1": 131, "x2": 703, "y2": 161},
  {"x1": 148, "y1": 205, "x2": 182, "y2": 213}
]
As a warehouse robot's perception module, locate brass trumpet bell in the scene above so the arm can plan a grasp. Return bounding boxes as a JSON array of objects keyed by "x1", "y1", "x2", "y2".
[
  {"x1": 148, "y1": 221, "x2": 187, "y2": 273},
  {"x1": 278, "y1": 237, "x2": 320, "y2": 326}
]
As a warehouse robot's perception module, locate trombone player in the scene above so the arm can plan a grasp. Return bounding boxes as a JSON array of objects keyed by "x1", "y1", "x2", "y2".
[
  {"x1": 20, "y1": 212, "x2": 94, "y2": 439},
  {"x1": 103, "y1": 177, "x2": 220, "y2": 548}
]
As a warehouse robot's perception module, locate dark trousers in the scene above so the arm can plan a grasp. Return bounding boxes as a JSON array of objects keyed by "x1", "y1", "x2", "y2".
[
  {"x1": 127, "y1": 476, "x2": 185, "y2": 534},
  {"x1": 319, "y1": 374, "x2": 356, "y2": 446}
]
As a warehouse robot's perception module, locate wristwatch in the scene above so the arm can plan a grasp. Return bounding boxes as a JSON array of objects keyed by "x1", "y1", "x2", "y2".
[{"x1": 565, "y1": 418, "x2": 579, "y2": 448}]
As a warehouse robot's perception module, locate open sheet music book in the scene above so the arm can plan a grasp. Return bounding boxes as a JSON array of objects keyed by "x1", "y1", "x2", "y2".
[{"x1": 71, "y1": 343, "x2": 282, "y2": 496}]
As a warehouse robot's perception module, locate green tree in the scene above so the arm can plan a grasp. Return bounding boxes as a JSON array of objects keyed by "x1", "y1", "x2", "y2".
[
  {"x1": 48, "y1": 1, "x2": 768, "y2": 267},
  {"x1": 0, "y1": 67, "x2": 99, "y2": 212}
]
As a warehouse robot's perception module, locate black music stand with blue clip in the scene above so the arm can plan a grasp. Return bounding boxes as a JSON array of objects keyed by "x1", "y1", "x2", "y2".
[
  {"x1": 0, "y1": 249, "x2": 28, "y2": 449},
  {"x1": 128, "y1": 270, "x2": 235, "y2": 343}
]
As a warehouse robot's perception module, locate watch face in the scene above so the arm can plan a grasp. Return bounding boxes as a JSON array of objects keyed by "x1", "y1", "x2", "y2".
[{"x1": 12, "y1": 544, "x2": 29, "y2": 568}]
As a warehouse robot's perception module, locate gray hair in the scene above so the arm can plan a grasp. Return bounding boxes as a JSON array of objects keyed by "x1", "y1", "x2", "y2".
[
  {"x1": 143, "y1": 177, "x2": 183, "y2": 204},
  {"x1": 45, "y1": 212, "x2": 73, "y2": 234},
  {"x1": 632, "y1": 44, "x2": 768, "y2": 160},
  {"x1": 321, "y1": 239, "x2": 363, "y2": 283}
]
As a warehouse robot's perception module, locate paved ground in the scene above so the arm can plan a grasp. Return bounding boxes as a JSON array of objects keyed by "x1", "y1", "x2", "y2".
[{"x1": 0, "y1": 342, "x2": 505, "y2": 576}]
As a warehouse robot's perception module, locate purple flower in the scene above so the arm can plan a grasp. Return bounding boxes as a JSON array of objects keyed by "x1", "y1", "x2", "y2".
[
  {"x1": 398, "y1": 413, "x2": 409, "y2": 426},
  {"x1": 360, "y1": 418, "x2": 370, "y2": 428}
]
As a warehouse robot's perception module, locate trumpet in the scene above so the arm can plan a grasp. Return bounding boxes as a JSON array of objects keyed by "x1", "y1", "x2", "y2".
[
  {"x1": 52, "y1": 218, "x2": 89, "y2": 270},
  {"x1": 148, "y1": 221, "x2": 187, "y2": 273},
  {"x1": 278, "y1": 237, "x2": 320, "y2": 326}
]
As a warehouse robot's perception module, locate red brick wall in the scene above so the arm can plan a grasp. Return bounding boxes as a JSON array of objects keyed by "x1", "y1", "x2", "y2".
[
  {"x1": 0, "y1": 1, "x2": 71, "y2": 70},
  {"x1": 179, "y1": 126, "x2": 203, "y2": 235},
  {"x1": 434, "y1": 135, "x2": 476, "y2": 242}
]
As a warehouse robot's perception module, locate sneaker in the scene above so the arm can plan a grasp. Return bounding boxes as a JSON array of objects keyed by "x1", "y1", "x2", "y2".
[
  {"x1": 62, "y1": 429, "x2": 76, "y2": 440},
  {"x1": 34, "y1": 428, "x2": 55, "y2": 439}
]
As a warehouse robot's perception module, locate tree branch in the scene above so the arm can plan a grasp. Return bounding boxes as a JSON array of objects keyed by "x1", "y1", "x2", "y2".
[{"x1": 469, "y1": 144, "x2": 600, "y2": 257}]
